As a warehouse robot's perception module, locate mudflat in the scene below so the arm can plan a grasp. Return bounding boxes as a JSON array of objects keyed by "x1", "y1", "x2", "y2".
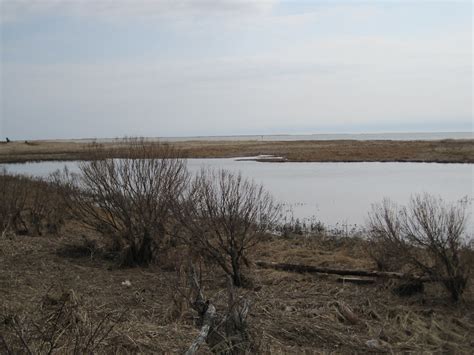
[{"x1": 0, "y1": 138, "x2": 473, "y2": 163}]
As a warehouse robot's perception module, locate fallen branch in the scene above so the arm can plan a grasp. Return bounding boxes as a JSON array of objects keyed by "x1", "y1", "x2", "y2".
[
  {"x1": 185, "y1": 303, "x2": 216, "y2": 355},
  {"x1": 186, "y1": 266, "x2": 217, "y2": 355},
  {"x1": 255, "y1": 261, "x2": 438, "y2": 282},
  {"x1": 337, "y1": 277, "x2": 376, "y2": 285},
  {"x1": 186, "y1": 266, "x2": 252, "y2": 354},
  {"x1": 1, "y1": 219, "x2": 12, "y2": 239}
]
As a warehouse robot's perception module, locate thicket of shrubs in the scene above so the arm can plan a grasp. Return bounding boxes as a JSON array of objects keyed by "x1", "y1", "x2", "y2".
[
  {"x1": 2, "y1": 140, "x2": 473, "y2": 353},
  {"x1": 46, "y1": 140, "x2": 279, "y2": 286},
  {"x1": 57, "y1": 141, "x2": 189, "y2": 266},
  {"x1": 0, "y1": 169, "x2": 66, "y2": 238},
  {"x1": 1, "y1": 140, "x2": 472, "y2": 301}
]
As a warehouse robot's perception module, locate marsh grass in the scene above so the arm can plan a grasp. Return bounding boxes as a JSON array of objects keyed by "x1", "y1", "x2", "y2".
[
  {"x1": 1, "y1": 230, "x2": 472, "y2": 353},
  {"x1": 1, "y1": 139, "x2": 473, "y2": 163},
  {"x1": 1, "y1": 143, "x2": 473, "y2": 352}
]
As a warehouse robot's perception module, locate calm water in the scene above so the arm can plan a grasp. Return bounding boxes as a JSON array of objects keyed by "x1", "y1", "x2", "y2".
[{"x1": 2, "y1": 159, "x2": 473, "y2": 228}]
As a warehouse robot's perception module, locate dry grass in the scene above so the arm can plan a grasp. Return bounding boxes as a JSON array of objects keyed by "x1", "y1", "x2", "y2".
[
  {"x1": 0, "y1": 138, "x2": 473, "y2": 163},
  {"x1": 0, "y1": 141, "x2": 93, "y2": 163},
  {"x1": 1, "y1": 228, "x2": 473, "y2": 353},
  {"x1": 2, "y1": 141, "x2": 473, "y2": 353},
  {"x1": 0, "y1": 231, "x2": 197, "y2": 353},
  {"x1": 251, "y1": 235, "x2": 474, "y2": 352},
  {"x1": 174, "y1": 139, "x2": 474, "y2": 163}
]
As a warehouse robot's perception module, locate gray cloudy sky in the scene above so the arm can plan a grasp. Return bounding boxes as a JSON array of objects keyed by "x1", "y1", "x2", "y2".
[{"x1": 0, "y1": 0, "x2": 472, "y2": 139}]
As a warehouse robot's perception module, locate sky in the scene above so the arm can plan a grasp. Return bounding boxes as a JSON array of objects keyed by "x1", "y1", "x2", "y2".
[{"x1": 0, "y1": 0, "x2": 472, "y2": 140}]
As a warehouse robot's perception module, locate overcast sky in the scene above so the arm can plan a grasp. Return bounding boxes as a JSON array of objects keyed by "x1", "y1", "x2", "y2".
[{"x1": 0, "y1": 0, "x2": 472, "y2": 139}]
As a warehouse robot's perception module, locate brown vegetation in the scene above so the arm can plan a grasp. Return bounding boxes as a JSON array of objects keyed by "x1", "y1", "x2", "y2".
[
  {"x1": 0, "y1": 138, "x2": 473, "y2": 163},
  {"x1": 185, "y1": 266, "x2": 252, "y2": 354},
  {"x1": 368, "y1": 195, "x2": 472, "y2": 301},
  {"x1": 176, "y1": 169, "x2": 280, "y2": 287},
  {"x1": 1, "y1": 144, "x2": 473, "y2": 353},
  {"x1": 57, "y1": 141, "x2": 188, "y2": 266},
  {"x1": 0, "y1": 170, "x2": 66, "y2": 238},
  {"x1": 1, "y1": 229, "x2": 473, "y2": 353}
]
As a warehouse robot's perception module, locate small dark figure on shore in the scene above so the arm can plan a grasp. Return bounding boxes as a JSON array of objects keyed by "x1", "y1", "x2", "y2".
[{"x1": 5, "y1": 137, "x2": 10, "y2": 143}]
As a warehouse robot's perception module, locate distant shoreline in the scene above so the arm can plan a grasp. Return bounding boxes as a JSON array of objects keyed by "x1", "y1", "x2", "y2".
[
  {"x1": 13, "y1": 131, "x2": 473, "y2": 143},
  {"x1": 1, "y1": 138, "x2": 473, "y2": 164}
]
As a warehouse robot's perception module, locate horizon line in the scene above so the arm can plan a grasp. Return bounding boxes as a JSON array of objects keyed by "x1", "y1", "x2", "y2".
[{"x1": 8, "y1": 130, "x2": 473, "y2": 142}]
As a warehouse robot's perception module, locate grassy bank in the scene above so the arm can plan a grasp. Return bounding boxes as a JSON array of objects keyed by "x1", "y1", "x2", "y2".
[
  {"x1": 2, "y1": 230, "x2": 473, "y2": 353},
  {"x1": 0, "y1": 138, "x2": 473, "y2": 163},
  {"x1": 1, "y1": 144, "x2": 472, "y2": 353}
]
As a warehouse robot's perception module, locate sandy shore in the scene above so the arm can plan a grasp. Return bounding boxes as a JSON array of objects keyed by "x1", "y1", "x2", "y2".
[{"x1": 0, "y1": 138, "x2": 473, "y2": 163}]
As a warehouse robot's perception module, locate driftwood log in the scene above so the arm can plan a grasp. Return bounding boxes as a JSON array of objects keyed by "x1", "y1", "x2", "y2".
[
  {"x1": 186, "y1": 266, "x2": 251, "y2": 355},
  {"x1": 185, "y1": 303, "x2": 216, "y2": 355},
  {"x1": 255, "y1": 261, "x2": 437, "y2": 283},
  {"x1": 186, "y1": 266, "x2": 217, "y2": 355}
]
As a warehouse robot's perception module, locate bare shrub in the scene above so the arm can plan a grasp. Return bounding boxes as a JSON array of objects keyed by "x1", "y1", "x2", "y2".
[
  {"x1": 25, "y1": 177, "x2": 67, "y2": 236},
  {"x1": 0, "y1": 170, "x2": 28, "y2": 236},
  {"x1": 178, "y1": 169, "x2": 280, "y2": 287},
  {"x1": 367, "y1": 236, "x2": 406, "y2": 272},
  {"x1": 367, "y1": 194, "x2": 472, "y2": 301},
  {"x1": 61, "y1": 139, "x2": 188, "y2": 266},
  {"x1": 0, "y1": 170, "x2": 65, "y2": 237}
]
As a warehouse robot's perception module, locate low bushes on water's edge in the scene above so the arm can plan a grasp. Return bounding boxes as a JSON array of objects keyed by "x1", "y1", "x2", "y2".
[{"x1": 1, "y1": 139, "x2": 473, "y2": 353}]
